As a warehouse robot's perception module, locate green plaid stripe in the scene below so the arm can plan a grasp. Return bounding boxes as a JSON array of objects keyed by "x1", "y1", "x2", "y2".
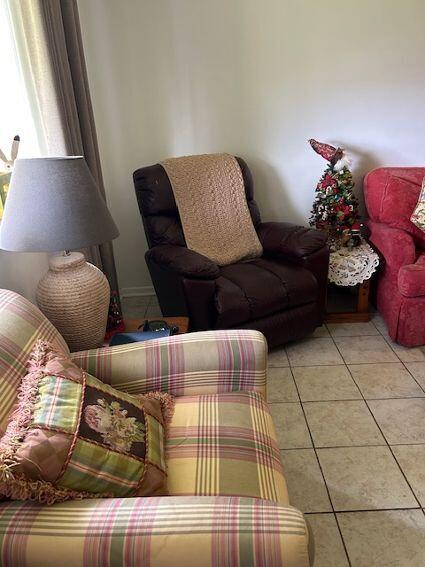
[
  {"x1": 146, "y1": 414, "x2": 166, "y2": 470},
  {"x1": 59, "y1": 439, "x2": 144, "y2": 496},
  {"x1": 32, "y1": 375, "x2": 82, "y2": 433}
]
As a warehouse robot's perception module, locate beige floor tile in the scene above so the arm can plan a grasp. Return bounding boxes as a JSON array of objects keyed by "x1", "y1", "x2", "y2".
[
  {"x1": 121, "y1": 296, "x2": 151, "y2": 318},
  {"x1": 392, "y1": 445, "x2": 425, "y2": 507},
  {"x1": 269, "y1": 403, "x2": 312, "y2": 449},
  {"x1": 368, "y1": 399, "x2": 425, "y2": 444},
  {"x1": 306, "y1": 514, "x2": 349, "y2": 567},
  {"x1": 267, "y1": 368, "x2": 299, "y2": 402},
  {"x1": 303, "y1": 401, "x2": 385, "y2": 448},
  {"x1": 334, "y1": 336, "x2": 398, "y2": 364},
  {"x1": 286, "y1": 338, "x2": 343, "y2": 367},
  {"x1": 145, "y1": 304, "x2": 163, "y2": 318},
  {"x1": 311, "y1": 325, "x2": 331, "y2": 338},
  {"x1": 280, "y1": 449, "x2": 331, "y2": 512},
  {"x1": 293, "y1": 365, "x2": 361, "y2": 401},
  {"x1": 405, "y1": 362, "x2": 425, "y2": 389},
  {"x1": 385, "y1": 339, "x2": 425, "y2": 363},
  {"x1": 317, "y1": 446, "x2": 417, "y2": 511},
  {"x1": 268, "y1": 347, "x2": 289, "y2": 367},
  {"x1": 337, "y1": 510, "x2": 425, "y2": 567},
  {"x1": 370, "y1": 312, "x2": 388, "y2": 334},
  {"x1": 327, "y1": 322, "x2": 380, "y2": 337},
  {"x1": 349, "y1": 362, "x2": 425, "y2": 399}
]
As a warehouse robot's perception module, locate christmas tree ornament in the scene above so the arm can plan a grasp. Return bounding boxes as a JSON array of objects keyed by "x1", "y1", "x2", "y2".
[{"x1": 309, "y1": 139, "x2": 360, "y2": 248}]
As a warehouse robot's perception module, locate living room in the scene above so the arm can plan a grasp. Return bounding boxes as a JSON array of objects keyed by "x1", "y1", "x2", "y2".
[{"x1": 0, "y1": 1, "x2": 424, "y2": 566}]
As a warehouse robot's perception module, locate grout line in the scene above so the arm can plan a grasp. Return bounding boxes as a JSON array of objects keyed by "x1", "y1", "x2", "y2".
[
  {"x1": 305, "y1": 506, "x2": 421, "y2": 514},
  {"x1": 279, "y1": 442, "x2": 425, "y2": 450},
  {"x1": 401, "y1": 362, "x2": 425, "y2": 395},
  {"x1": 344, "y1": 362, "x2": 423, "y2": 511},
  {"x1": 325, "y1": 322, "x2": 422, "y2": 561},
  {"x1": 287, "y1": 356, "x2": 352, "y2": 567},
  {"x1": 272, "y1": 396, "x2": 425, "y2": 403}
]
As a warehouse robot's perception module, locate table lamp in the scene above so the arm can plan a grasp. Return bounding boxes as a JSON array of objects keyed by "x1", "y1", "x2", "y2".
[{"x1": 0, "y1": 157, "x2": 119, "y2": 351}]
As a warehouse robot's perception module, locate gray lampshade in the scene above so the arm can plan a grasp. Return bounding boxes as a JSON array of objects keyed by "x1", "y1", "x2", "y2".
[{"x1": 0, "y1": 157, "x2": 119, "y2": 252}]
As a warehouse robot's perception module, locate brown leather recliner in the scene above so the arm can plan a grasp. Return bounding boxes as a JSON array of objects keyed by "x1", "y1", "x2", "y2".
[{"x1": 133, "y1": 157, "x2": 329, "y2": 348}]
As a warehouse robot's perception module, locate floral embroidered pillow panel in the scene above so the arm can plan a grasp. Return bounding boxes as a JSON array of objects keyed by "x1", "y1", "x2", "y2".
[
  {"x1": 411, "y1": 177, "x2": 425, "y2": 232},
  {"x1": 0, "y1": 341, "x2": 170, "y2": 503}
]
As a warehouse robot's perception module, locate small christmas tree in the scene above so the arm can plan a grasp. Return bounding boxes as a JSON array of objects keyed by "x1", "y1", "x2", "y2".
[{"x1": 309, "y1": 139, "x2": 360, "y2": 244}]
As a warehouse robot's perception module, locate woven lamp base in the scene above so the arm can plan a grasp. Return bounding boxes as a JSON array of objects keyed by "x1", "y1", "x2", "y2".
[{"x1": 36, "y1": 252, "x2": 110, "y2": 352}]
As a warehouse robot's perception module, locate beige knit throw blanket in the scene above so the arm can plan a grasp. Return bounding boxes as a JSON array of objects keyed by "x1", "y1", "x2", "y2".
[{"x1": 160, "y1": 153, "x2": 263, "y2": 266}]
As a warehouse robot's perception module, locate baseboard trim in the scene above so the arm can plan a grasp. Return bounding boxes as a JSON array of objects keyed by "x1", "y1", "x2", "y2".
[{"x1": 120, "y1": 285, "x2": 155, "y2": 298}]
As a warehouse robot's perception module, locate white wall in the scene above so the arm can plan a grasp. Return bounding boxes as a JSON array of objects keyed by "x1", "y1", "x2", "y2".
[
  {"x1": 78, "y1": 0, "x2": 425, "y2": 294},
  {"x1": 0, "y1": 251, "x2": 48, "y2": 301}
]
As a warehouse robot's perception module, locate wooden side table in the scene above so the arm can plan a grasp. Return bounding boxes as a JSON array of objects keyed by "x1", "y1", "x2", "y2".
[{"x1": 326, "y1": 240, "x2": 379, "y2": 323}]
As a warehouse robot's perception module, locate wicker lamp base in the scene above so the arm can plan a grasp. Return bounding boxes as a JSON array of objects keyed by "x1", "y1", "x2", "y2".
[{"x1": 36, "y1": 252, "x2": 110, "y2": 352}]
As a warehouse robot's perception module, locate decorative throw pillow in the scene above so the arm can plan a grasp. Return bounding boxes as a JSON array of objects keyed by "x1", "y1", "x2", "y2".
[
  {"x1": 0, "y1": 340, "x2": 173, "y2": 504},
  {"x1": 411, "y1": 177, "x2": 425, "y2": 233},
  {"x1": 380, "y1": 175, "x2": 425, "y2": 247}
]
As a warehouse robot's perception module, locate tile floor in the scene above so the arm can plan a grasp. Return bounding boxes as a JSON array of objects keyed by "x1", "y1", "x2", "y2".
[
  {"x1": 270, "y1": 313, "x2": 425, "y2": 567},
  {"x1": 122, "y1": 295, "x2": 163, "y2": 319},
  {"x1": 122, "y1": 297, "x2": 425, "y2": 566}
]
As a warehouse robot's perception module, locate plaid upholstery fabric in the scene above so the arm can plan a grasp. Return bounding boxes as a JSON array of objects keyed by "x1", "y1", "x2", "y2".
[
  {"x1": 167, "y1": 391, "x2": 289, "y2": 504},
  {"x1": 71, "y1": 329, "x2": 267, "y2": 398},
  {"x1": 0, "y1": 497, "x2": 310, "y2": 567},
  {"x1": 0, "y1": 290, "x2": 68, "y2": 434}
]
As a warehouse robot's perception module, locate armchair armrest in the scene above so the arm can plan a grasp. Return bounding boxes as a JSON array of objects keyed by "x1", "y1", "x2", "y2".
[
  {"x1": 257, "y1": 222, "x2": 329, "y2": 321},
  {"x1": 0, "y1": 496, "x2": 311, "y2": 566},
  {"x1": 257, "y1": 221, "x2": 327, "y2": 260},
  {"x1": 368, "y1": 221, "x2": 416, "y2": 274},
  {"x1": 146, "y1": 244, "x2": 220, "y2": 279},
  {"x1": 71, "y1": 329, "x2": 267, "y2": 397}
]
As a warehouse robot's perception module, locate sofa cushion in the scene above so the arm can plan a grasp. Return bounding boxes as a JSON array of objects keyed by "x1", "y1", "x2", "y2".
[
  {"x1": 166, "y1": 391, "x2": 289, "y2": 504},
  {"x1": 0, "y1": 341, "x2": 171, "y2": 503},
  {"x1": 215, "y1": 258, "x2": 318, "y2": 328},
  {"x1": 380, "y1": 175, "x2": 425, "y2": 248}
]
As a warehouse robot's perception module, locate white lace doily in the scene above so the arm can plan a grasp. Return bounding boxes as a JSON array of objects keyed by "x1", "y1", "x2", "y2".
[{"x1": 328, "y1": 240, "x2": 380, "y2": 286}]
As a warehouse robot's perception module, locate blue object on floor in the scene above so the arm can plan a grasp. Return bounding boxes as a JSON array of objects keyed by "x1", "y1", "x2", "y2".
[{"x1": 109, "y1": 329, "x2": 171, "y2": 346}]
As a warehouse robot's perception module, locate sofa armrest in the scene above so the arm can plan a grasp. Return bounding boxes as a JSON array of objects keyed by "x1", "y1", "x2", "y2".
[
  {"x1": 146, "y1": 244, "x2": 220, "y2": 279},
  {"x1": 0, "y1": 496, "x2": 311, "y2": 567},
  {"x1": 368, "y1": 221, "x2": 416, "y2": 273},
  {"x1": 71, "y1": 329, "x2": 267, "y2": 397},
  {"x1": 398, "y1": 262, "x2": 425, "y2": 297},
  {"x1": 257, "y1": 221, "x2": 327, "y2": 260}
]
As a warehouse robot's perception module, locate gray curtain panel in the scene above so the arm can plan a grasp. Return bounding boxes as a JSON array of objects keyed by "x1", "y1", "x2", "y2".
[{"x1": 7, "y1": 0, "x2": 120, "y2": 303}]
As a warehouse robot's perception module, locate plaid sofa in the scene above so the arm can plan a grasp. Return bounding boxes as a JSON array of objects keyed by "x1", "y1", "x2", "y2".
[{"x1": 0, "y1": 289, "x2": 311, "y2": 566}]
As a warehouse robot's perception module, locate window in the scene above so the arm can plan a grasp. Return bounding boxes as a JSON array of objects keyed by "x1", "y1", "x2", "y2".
[{"x1": 0, "y1": 0, "x2": 40, "y2": 218}]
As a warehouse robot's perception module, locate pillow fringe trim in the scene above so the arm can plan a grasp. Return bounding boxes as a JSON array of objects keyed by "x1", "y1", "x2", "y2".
[{"x1": 138, "y1": 391, "x2": 175, "y2": 432}]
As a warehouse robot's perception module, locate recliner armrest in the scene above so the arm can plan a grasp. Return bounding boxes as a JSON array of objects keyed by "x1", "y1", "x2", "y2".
[
  {"x1": 146, "y1": 244, "x2": 220, "y2": 279},
  {"x1": 257, "y1": 221, "x2": 327, "y2": 260}
]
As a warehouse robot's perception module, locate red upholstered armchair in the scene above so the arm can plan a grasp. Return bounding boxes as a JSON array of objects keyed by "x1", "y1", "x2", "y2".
[{"x1": 364, "y1": 167, "x2": 425, "y2": 346}]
